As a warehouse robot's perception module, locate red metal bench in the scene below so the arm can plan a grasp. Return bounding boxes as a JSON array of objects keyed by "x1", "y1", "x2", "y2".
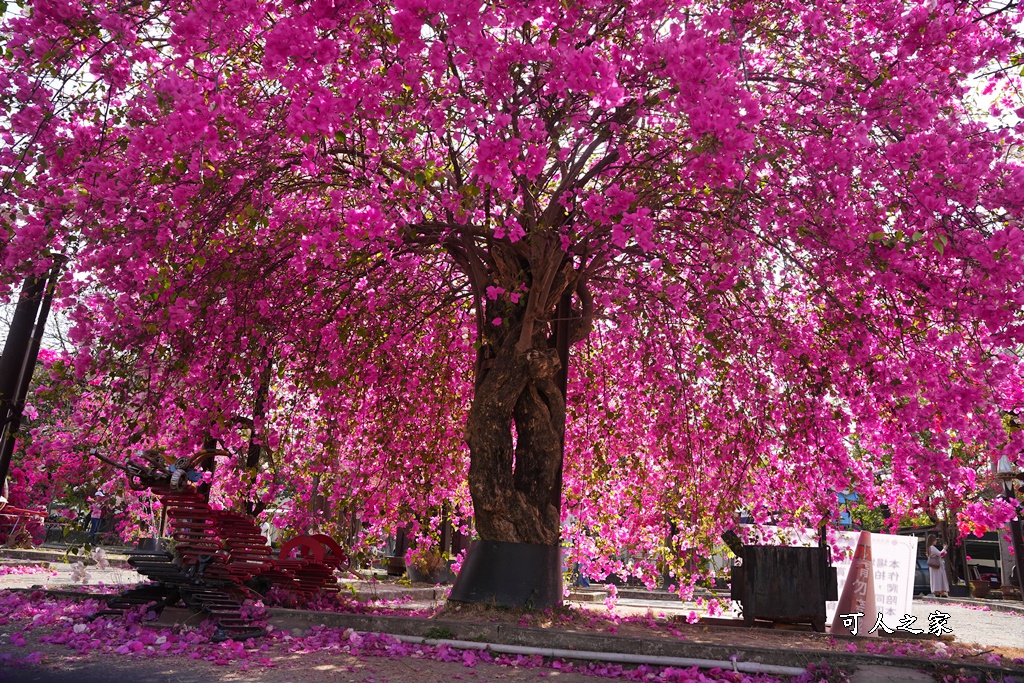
[{"x1": 90, "y1": 449, "x2": 347, "y2": 640}]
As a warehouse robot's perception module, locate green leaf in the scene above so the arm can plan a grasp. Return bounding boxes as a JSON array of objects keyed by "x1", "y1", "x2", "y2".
[
  {"x1": 933, "y1": 237, "x2": 945, "y2": 255},
  {"x1": 867, "y1": 231, "x2": 885, "y2": 242},
  {"x1": 911, "y1": 231, "x2": 924, "y2": 243}
]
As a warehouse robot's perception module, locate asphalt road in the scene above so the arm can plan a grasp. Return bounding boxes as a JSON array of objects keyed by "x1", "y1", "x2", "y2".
[{"x1": 909, "y1": 599, "x2": 1024, "y2": 651}]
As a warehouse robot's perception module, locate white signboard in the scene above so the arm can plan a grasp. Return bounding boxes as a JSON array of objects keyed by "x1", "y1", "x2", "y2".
[{"x1": 826, "y1": 531, "x2": 918, "y2": 626}]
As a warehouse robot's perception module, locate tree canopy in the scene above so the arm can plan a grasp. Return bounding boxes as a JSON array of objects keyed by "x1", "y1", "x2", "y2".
[{"x1": 2, "y1": 0, "x2": 1024, "y2": 588}]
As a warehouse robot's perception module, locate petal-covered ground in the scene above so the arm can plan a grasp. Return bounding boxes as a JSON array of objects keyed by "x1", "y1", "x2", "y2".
[
  {"x1": 0, "y1": 590, "x2": 799, "y2": 683},
  {"x1": 2, "y1": 590, "x2": 1023, "y2": 682},
  {"x1": 0, "y1": 565, "x2": 57, "y2": 577}
]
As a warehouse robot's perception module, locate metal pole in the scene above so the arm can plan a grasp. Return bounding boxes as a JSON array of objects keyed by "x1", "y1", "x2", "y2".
[
  {"x1": 0, "y1": 276, "x2": 46, "y2": 410},
  {"x1": 0, "y1": 274, "x2": 49, "y2": 494},
  {"x1": 20, "y1": 268, "x2": 57, "y2": 403},
  {"x1": 554, "y1": 292, "x2": 571, "y2": 399},
  {"x1": 1010, "y1": 517, "x2": 1024, "y2": 599},
  {"x1": 0, "y1": 270, "x2": 58, "y2": 480},
  {"x1": 552, "y1": 290, "x2": 571, "y2": 519},
  {"x1": 1004, "y1": 482, "x2": 1024, "y2": 600},
  {"x1": 158, "y1": 505, "x2": 167, "y2": 539}
]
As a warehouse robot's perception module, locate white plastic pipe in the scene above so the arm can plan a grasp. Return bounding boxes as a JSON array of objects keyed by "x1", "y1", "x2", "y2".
[{"x1": 377, "y1": 632, "x2": 807, "y2": 677}]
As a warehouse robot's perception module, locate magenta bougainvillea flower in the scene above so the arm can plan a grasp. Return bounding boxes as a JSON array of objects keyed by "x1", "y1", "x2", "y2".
[{"x1": 0, "y1": 0, "x2": 1022, "y2": 590}]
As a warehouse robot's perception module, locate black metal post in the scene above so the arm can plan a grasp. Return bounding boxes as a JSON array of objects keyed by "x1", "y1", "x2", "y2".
[
  {"x1": 552, "y1": 290, "x2": 571, "y2": 520},
  {"x1": 0, "y1": 276, "x2": 46, "y2": 409},
  {"x1": 157, "y1": 505, "x2": 167, "y2": 539},
  {"x1": 1010, "y1": 518, "x2": 1024, "y2": 599},
  {"x1": 440, "y1": 501, "x2": 452, "y2": 556},
  {"x1": 1003, "y1": 481, "x2": 1024, "y2": 600},
  {"x1": 0, "y1": 273, "x2": 50, "y2": 495},
  {"x1": 554, "y1": 292, "x2": 571, "y2": 399},
  {"x1": 22, "y1": 270, "x2": 57, "y2": 402}
]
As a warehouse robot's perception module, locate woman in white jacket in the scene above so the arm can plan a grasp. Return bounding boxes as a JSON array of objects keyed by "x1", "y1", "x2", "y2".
[{"x1": 927, "y1": 534, "x2": 949, "y2": 598}]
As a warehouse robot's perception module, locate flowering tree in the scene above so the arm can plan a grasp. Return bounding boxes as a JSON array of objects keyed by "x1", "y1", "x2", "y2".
[{"x1": 3, "y1": 0, "x2": 1024, "y2": 594}]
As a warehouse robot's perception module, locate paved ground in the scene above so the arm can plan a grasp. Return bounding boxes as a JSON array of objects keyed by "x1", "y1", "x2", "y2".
[
  {"x1": 909, "y1": 599, "x2": 1024, "y2": 651},
  {"x1": 3, "y1": 550, "x2": 1023, "y2": 683},
  {"x1": 2, "y1": 561, "x2": 1022, "y2": 652},
  {"x1": 847, "y1": 664, "x2": 936, "y2": 683},
  {"x1": 0, "y1": 654, "x2": 1004, "y2": 683},
  {"x1": 0, "y1": 642, "x2": 617, "y2": 683},
  {"x1": 0, "y1": 565, "x2": 142, "y2": 592}
]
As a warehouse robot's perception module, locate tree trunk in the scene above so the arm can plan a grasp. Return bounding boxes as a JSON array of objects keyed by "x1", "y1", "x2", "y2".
[
  {"x1": 450, "y1": 241, "x2": 574, "y2": 608},
  {"x1": 465, "y1": 329, "x2": 565, "y2": 545},
  {"x1": 245, "y1": 362, "x2": 272, "y2": 469}
]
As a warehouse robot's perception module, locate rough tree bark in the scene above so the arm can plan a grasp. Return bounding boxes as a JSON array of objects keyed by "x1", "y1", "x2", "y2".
[
  {"x1": 465, "y1": 329, "x2": 565, "y2": 544},
  {"x1": 461, "y1": 236, "x2": 578, "y2": 547}
]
